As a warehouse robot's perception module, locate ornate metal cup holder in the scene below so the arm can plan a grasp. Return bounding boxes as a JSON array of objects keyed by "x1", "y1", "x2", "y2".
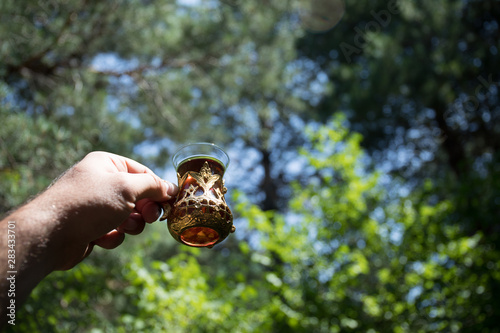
[{"x1": 160, "y1": 143, "x2": 234, "y2": 248}]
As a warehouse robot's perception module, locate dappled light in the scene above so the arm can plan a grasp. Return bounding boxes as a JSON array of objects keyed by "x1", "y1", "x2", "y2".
[{"x1": 1, "y1": 0, "x2": 499, "y2": 331}]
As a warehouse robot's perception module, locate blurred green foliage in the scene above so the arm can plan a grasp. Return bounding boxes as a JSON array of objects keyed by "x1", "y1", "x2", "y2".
[{"x1": 1, "y1": 0, "x2": 499, "y2": 332}]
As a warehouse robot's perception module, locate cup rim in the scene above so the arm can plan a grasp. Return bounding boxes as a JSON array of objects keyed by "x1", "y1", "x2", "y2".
[{"x1": 172, "y1": 142, "x2": 230, "y2": 169}]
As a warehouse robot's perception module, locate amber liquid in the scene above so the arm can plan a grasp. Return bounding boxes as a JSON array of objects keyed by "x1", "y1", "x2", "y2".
[
  {"x1": 177, "y1": 156, "x2": 225, "y2": 178},
  {"x1": 174, "y1": 156, "x2": 226, "y2": 247},
  {"x1": 177, "y1": 157, "x2": 225, "y2": 196}
]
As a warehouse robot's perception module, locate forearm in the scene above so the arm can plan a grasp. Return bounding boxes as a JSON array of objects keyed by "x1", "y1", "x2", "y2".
[
  {"x1": 0, "y1": 151, "x2": 176, "y2": 326},
  {"x1": 0, "y1": 194, "x2": 76, "y2": 316}
]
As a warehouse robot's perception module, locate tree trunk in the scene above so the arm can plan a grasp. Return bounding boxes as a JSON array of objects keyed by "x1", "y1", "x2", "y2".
[{"x1": 260, "y1": 149, "x2": 279, "y2": 211}]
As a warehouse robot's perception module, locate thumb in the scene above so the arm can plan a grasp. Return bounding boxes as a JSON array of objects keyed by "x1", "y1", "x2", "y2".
[{"x1": 123, "y1": 173, "x2": 178, "y2": 203}]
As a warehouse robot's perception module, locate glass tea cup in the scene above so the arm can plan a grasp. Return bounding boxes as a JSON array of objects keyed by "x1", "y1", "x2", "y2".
[{"x1": 160, "y1": 143, "x2": 234, "y2": 248}]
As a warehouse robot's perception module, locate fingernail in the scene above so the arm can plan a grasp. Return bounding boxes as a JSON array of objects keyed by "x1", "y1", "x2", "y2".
[{"x1": 164, "y1": 180, "x2": 178, "y2": 196}]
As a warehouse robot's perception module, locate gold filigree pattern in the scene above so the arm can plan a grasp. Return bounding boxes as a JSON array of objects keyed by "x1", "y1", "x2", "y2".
[{"x1": 161, "y1": 161, "x2": 234, "y2": 248}]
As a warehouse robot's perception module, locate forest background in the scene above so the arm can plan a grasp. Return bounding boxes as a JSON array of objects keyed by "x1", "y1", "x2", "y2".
[{"x1": 1, "y1": 0, "x2": 499, "y2": 332}]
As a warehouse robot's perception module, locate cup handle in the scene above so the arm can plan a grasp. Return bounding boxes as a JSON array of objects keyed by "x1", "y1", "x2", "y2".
[{"x1": 159, "y1": 200, "x2": 173, "y2": 221}]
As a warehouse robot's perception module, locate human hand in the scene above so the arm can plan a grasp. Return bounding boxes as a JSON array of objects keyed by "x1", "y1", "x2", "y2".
[
  {"x1": 0, "y1": 151, "x2": 178, "y2": 313},
  {"x1": 37, "y1": 151, "x2": 178, "y2": 270}
]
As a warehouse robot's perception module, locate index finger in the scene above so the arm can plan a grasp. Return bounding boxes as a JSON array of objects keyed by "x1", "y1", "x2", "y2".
[
  {"x1": 81, "y1": 151, "x2": 156, "y2": 176},
  {"x1": 107, "y1": 152, "x2": 157, "y2": 175},
  {"x1": 84, "y1": 152, "x2": 178, "y2": 201}
]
